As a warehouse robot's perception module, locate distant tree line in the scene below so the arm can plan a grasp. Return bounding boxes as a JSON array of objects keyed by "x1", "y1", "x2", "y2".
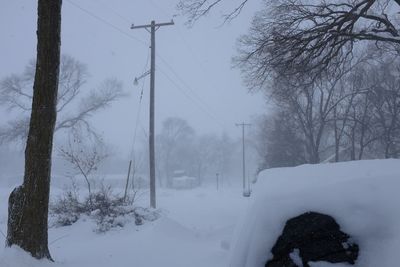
[
  {"x1": 139, "y1": 117, "x2": 237, "y2": 187},
  {"x1": 252, "y1": 52, "x2": 400, "y2": 168}
]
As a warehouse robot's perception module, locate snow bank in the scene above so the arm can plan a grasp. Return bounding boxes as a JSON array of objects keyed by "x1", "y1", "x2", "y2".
[
  {"x1": 0, "y1": 246, "x2": 55, "y2": 267},
  {"x1": 0, "y1": 186, "x2": 247, "y2": 267},
  {"x1": 229, "y1": 159, "x2": 400, "y2": 267}
]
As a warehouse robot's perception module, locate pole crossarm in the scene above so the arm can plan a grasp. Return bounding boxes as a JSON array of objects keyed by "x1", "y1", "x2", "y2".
[
  {"x1": 235, "y1": 123, "x2": 251, "y2": 127},
  {"x1": 131, "y1": 20, "x2": 174, "y2": 30}
]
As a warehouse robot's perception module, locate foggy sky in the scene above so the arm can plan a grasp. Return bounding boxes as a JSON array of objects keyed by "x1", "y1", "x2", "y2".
[{"x1": 0, "y1": 0, "x2": 265, "y2": 156}]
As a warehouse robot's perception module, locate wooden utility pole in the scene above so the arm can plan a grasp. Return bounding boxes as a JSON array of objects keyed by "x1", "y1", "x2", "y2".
[
  {"x1": 216, "y1": 172, "x2": 219, "y2": 191},
  {"x1": 131, "y1": 20, "x2": 174, "y2": 208},
  {"x1": 236, "y1": 122, "x2": 251, "y2": 197}
]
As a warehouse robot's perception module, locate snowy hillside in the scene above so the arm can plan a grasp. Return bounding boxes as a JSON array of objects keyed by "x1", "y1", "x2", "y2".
[{"x1": 230, "y1": 159, "x2": 400, "y2": 267}]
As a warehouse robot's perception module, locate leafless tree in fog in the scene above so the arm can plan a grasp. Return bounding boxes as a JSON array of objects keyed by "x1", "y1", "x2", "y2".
[
  {"x1": 252, "y1": 112, "x2": 307, "y2": 169},
  {"x1": 0, "y1": 55, "x2": 124, "y2": 144},
  {"x1": 236, "y1": 0, "x2": 400, "y2": 88},
  {"x1": 157, "y1": 117, "x2": 195, "y2": 187},
  {"x1": 59, "y1": 131, "x2": 109, "y2": 208},
  {"x1": 179, "y1": 0, "x2": 400, "y2": 168},
  {"x1": 367, "y1": 57, "x2": 400, "y2": 158}
]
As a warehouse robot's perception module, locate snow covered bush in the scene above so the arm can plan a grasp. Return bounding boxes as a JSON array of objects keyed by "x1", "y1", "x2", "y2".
[
  {"x1": 50, "y1": 185, "x2": 160, "y2": 232},
  {"x1": 50, "y1": 190, "x2": 84, "y2": 226}
]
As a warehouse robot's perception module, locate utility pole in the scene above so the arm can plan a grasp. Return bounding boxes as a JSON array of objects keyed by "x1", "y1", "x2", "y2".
[
  {"x1": 236, "y1": 122, "x2": 251, "y2": 197},
  {"x1": 216, "y1": 172, "x2": 219, "y2": 191},
  {"x1": 131, "y1": 20, "x2": 174, "y2": 208}
]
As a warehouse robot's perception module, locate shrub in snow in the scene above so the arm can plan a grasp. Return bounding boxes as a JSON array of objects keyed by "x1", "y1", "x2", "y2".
[
  {"x1": 50, "y1": 191, "x2": 84, "y2": 226},
  {"x1": 50, "y1": 186, "x2": 160, "y2": 232},
  {"x1": 265, "y1": 211, "x2": 358, "y2": 267}
]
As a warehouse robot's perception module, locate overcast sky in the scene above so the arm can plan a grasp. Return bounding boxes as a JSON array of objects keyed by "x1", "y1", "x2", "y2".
[{"x1": 0, "y1": 0, "x2": 266, "y2": 156}]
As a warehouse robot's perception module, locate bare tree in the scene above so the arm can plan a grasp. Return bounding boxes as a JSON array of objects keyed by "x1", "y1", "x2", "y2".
[
  {"x1": 194, "y1": 134, "x2": 219, "y2": 184},
  {"x1": 253, "y1": 111, "x2": 307, "y2": 169},
  {"x1": 179, "y1": 0, "x2": 400, "y2": 164},
  {"x1": 0, "y1": 55, "x2": 124, "y2": 144},
  {"x1": 58, "y1": 131, "x2": 109, "y2": 208},
  {"x1": 213, "y1": 133, "x2": 235, "y2": 179},
  {"x1": 337, "y1": 52, "x2": 400, "y2": 160},
  {"x1": 157, "y1": 117, "x2": 195, "y2": 187},
  {"x1": 334, "y1": 62, "x2": 377, "y2": 160},
  {"x1": 236, "y1": 0, "x2": 400, "y2": 89},
  {"x1": 6, "y1": 0, "x2": 62, "y2": 260},
  {"x1": 367, "y1": 56, "x2": 400, "y2": 158},
  {"x1": 328, "y1": 66, "x2": 365, "y2": 161},
  {"x1": 272, "y1": 69, "x2": 352, "y2": 163}
]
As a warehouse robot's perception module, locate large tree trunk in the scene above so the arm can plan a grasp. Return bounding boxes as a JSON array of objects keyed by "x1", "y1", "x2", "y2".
[{"x1": 6, "y1": 0, "x2": 62, "y2": 260}]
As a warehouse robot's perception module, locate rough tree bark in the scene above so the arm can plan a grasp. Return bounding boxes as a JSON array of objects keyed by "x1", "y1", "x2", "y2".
[{"x1": 6, "y1": 0, "x2": 62, "y2": 260}]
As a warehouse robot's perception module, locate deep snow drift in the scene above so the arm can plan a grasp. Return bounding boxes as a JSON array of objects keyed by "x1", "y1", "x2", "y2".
[
  {"x1": 0, "y1": 159, "x2": 399, "y2": 267},
  {"x1": 229, "y1": 159, "x2": 400, "y2": 267}
]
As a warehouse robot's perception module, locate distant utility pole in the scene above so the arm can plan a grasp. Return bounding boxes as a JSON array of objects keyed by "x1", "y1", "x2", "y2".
[
  {"x1": 236, "y1": 122, "x2": 251, "y2": 197},
  {"x1": 216, "y1": 172, "x2": 219, "y2": 191},
  {"x1": 131, "y1": 20, "x2": 174, "y2": 208}
]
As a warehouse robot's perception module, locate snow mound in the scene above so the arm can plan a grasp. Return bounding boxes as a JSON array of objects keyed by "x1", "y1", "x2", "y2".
[
  {"x1": 229, "y1": 159, "x2": 400, "y2": 267},
  {"x1": 0, "y1": 246, "x2": 56, "y2": 267}
]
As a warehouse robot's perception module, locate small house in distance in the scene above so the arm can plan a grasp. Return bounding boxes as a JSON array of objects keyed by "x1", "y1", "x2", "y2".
[{"x1": 171, "y1": 170, "x2": 198, "y2": 189}]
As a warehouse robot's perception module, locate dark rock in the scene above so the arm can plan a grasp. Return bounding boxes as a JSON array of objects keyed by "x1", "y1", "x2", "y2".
[{"x1": 265, "y1": 211, "x2": 359, "y2": 267}]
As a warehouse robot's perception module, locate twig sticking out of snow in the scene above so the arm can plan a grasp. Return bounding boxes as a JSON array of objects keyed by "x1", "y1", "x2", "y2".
[{"x1": 0, "y1": 228, "x2": 6, "y2": 240}]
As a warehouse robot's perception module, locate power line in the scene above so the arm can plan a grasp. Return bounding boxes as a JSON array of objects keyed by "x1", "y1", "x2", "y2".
[
  {"x1": 66, "y1": 0, "x2": 230, "y2": 134},
  {"x1": 65, "y1": 0, "x2": 148, "y2": 46},
  {"x1": 156, "y1": 54, "x2": 220, "y2": 119},
  {"x1": 157, "y1": 65, "x2": 227, "y2": 130},
  {"x1": 95, "y1": 0, "x2": 133, "y2": 24},
  {"x1": 66, "y1": 0, "x2": 223, "y2": 127},
  {"x1": 129, "y1": 48, "x2": 151, "y2": 160},
  {"x1": 90, "y1": 0, "x2": 213, "y2": 106}
]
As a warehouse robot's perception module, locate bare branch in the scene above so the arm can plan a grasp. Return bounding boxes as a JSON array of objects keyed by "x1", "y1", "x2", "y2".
[
  {"x1": 58, "y1": 131, "x2": 109, "y2": 206},
  {"x1": 0, "y1": 74, "x2": 32, "y2": 111},
  {"x1": 177, "y1": 0, "x2": 249, "y2": 25},
  {"x1": 236, "y1": 0, "x2": 400, "y2": 88},
  {"x1": 0, "y1": 117, "x2": 30, "y2": 145},
  {"x1": 0, "y1": 55, "x2": 124, "y2": 145},
  {"x1": 55, "y1": 78, "x2": 125, "y2": 132},
  {"x1": 56, "y1": 55, "x2": 89, "y2": 113}
]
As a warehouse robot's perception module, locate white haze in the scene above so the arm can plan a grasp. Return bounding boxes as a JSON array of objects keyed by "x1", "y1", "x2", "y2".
[{"x1": 0, "y1": 0, "x2": 265, "y2": 157}]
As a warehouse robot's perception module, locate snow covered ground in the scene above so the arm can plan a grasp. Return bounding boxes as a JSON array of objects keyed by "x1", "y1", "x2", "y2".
[
  {"x1": 0, "y1": 179, "x2": 250, "y2": 267},
  {"x1": 1, "y1": 159, "x2": 399, "y2": 267}
]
